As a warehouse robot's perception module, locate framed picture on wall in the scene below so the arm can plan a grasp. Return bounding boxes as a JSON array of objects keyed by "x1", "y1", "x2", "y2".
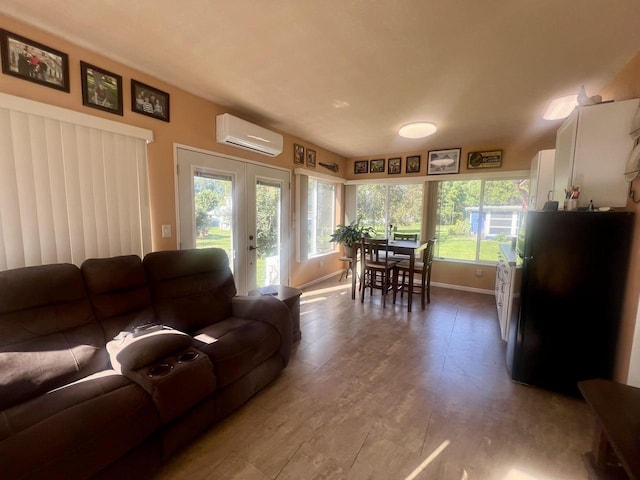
[
  {"x1": 294, "y1": 143, "x2": 305, "y2": 164},
  {"x1": 468, "y1": 150, "x2": 502, "y2": 169},
  {"x1": 354, "y1": 160, "x2": 369, "y2": 174},
  {"x1": 370, "y1": 158, "x2": 385, "y2": 173},
  {"x1": 306, "y1": 148, "x2": 316, "y2": 167},
  {"x1": 388, "y1": 157, "x2": 401, "y2": 174},
  {"x1": 0, "y1": 29, "x2": 70, "y2": 92},
  {"x1": 80, "y1": 61, "x2": 123, "y2": 115},
  {"x1": 427, "y1": 148, "x2": 461, "y2": 175},
  {"x1": 131, "y1": 79, "x2": 170, "y2": 122},
  {"x1": 406, "y1": 155, "x2": 421, "y2": 173}
]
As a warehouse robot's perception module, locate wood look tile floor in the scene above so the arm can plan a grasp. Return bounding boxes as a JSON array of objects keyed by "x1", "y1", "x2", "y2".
[{"x1": 154, "y1": 280, "x2": 594, "y2": 480}]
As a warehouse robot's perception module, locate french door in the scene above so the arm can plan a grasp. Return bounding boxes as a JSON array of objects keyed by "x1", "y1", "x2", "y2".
[{"x1": 176, "y1": 146, "x2": 290, "y2": 293}]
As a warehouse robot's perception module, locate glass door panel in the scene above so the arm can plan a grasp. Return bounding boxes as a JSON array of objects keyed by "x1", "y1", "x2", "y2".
[
  {"x1": 246, "y1": 163, "x2": 289, "y2": 290},
  {"x1": 177, "y1": 147, "x2": 289, "y2": 293},
  {"x1": 194, "y1": 171, "x2": 234, "y2": 264},
  {"x1": 254, "y1": 180, "x2": 282, "y2": 288}
]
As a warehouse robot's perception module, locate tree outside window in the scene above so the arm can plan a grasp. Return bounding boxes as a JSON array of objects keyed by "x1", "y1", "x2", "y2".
[
  {"x1": 435, "y1": 178, "x2": 528, "y2": 262},
  {"x1": 356, "y1": 184, "x2": 423, "y2": 237}
]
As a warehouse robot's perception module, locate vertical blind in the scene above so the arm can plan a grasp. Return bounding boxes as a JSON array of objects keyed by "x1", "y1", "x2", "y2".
[{"x1": 0, "y1": 98, "x2": 152, "y2": 271}]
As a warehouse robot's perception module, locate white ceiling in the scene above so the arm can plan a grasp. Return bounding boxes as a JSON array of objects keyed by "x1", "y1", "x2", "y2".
[{"x1": 2, "y1": 0, "x2": 640, "y2": 158}]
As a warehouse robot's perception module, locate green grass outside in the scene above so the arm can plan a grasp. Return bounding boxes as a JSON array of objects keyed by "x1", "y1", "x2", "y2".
[
  {"x1": 196, "y1": 226, "x2": 502, "y2": 285},
  {"x1": 369, "y1": 223, "x2": 421, "y2": 238},
  {"x1": 196, "y1": 226, "x2": 268, "y2": 286},
  {"x1": 437, "y1": 236, "x2": 504, "y2": 262},
  {"x1": 370, "y1": 223, "x2": 503, "y2": 262}
]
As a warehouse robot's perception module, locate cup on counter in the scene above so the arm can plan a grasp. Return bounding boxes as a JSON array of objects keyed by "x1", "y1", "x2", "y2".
[{"x1": 564, "y1": 199, "x2": 578, "y2": 211}]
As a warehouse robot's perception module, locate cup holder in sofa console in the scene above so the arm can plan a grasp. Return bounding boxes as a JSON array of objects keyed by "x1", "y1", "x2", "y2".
[
  {"x1": 147, "y1": 363, "x2": 173, "y2": 378},
  {"x1": 177, "y1": 351, "x2": 199, "y2": 363},
  {"x1": 135, "y1": 348, "x2": 215, "y2": 425}
]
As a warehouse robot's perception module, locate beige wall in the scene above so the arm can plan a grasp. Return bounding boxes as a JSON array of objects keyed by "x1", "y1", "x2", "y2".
[
  {"x1": 0, "y1": 13, "x2": 346, "y2": 286},
  {"x1": 600, "y1": 50, "x2": 640, "y2": 382}
]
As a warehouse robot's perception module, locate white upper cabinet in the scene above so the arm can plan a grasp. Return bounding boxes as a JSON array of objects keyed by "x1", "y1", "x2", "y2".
[
  {"x1": 553, "y1": 99, "x2": 639, "y2": 208},
  {"x1": 529, "y1": 149, "x2": 555, "y2": 211}
]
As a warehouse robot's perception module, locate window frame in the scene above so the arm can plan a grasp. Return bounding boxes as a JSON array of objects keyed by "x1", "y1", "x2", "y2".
[
  {"x1": 345, "y1": 170, "x2": 529, "y2": 266},
  {"x1": 354, "y1": 182, "x2": 425, "y2": 238},
  {"x1": 295, "y1": 168, "x2": 344, "y2": 262},
  {"x1": 433, "y1": 175, "x2": 529, "y2": 264},
  {"x1": 307, "y1": 176, "x2": 336, "y2": 258}
]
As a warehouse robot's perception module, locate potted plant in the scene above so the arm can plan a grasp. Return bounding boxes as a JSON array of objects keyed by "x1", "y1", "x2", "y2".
[{"x1": 330, "y1": 220, "x2": 375, "y2": 258}]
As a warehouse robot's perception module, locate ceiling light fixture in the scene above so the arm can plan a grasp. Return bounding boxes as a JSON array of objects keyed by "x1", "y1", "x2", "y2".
[
  {"x1": 399, "y1": 122, "x2": 437, "y2": 138},
  {"x1": 543, "y1": 95, "x2": 578, "y2": 120},
  {"x1": 332, "y1": 99, "x2": 350, "y2": 109}
]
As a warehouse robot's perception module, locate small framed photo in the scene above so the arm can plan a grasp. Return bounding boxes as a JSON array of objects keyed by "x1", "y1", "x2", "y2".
[
  {"x1": 468, "y1": 150, "x2": 502, "y2": 169},
  {"x1": 388, "y1": 157, "x2": 401, "y2": 174},
  {"x1": 406, "y1": 155, "x2": 421, "y2": 173},
  {"x1": 0, "y1": 29, "x2": 69, "y2": 92},
  {"x1": 428, "y1": 148, "x2": 461, "y2": 175},
  {"x1": 294, "y1": 143, "x2": 305, "y2": 164},
  {"x1": 370, "y1": 158, "x2": 385, "y2": 173},
  {"x1": 354, "y1": 160, "x2": 369, "y2": 174},
  {"x1": 306, "y1": 148, "x2": 316, "y2": 168},
  {"x1": 80, "y1": 62, "x2": 123, "y2": 115},
  {"x1": 131, "y1": 79, "x2": 170, "y2": 122}
]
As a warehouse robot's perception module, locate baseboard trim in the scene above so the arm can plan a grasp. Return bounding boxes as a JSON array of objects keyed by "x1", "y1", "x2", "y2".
[
  {"x1": 431, "y1": 281, "x2": 494, "y2": 296},
  {"x1": 294, "y1": 275, "x2": 494, "y2": 296},
  {"x1": 294, "y1": 270, "x2": 344, "y2": 290}
]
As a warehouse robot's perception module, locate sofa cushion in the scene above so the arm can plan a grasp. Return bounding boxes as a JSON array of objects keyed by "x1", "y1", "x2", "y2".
[
  {"x1": 143, "y1": 249, "x2": 237, "y2": 332},
  {"x1": 107, "y1": 327, "x2": 193, "y2": 371},
  {"x1": 0, "y1": 370, "x2": 160, "y2": 480},
  {"x1": 193, "y1": 317, "x2": 280, "y2": 388},
  {"x1": 81, "y1": 255, "x2": 156, "y2": 340},
  {"x1": 0, "y1": 263, "x2": 107, "y2": 411}
]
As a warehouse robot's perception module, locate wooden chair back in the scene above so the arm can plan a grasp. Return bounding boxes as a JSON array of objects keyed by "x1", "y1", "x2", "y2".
[
  {"x1": 393, "y1": 233, "x2": 418, "y2": 242},
  {"x1": 424, "y1": 238, "x2": 436, "y2": 266},
  {"x1": 361, "y1": 237, "x2": 390, "y2": 265}
]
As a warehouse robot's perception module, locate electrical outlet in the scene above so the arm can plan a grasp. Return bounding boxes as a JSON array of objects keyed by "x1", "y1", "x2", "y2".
[
  {"x1": 475, "y1": 268, "x2": 483, "y2": 277},
  {"x1": 161, "y1": 224, "x2": 172, "y2": 238},
  {"x1": 320, "y1": 260, "x2": 324, "y2": 267}
]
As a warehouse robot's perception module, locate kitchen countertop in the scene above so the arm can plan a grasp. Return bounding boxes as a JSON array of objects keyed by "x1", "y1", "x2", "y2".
[{"x1": 499, "y1": 244, "x2": 518, "y2": 266}]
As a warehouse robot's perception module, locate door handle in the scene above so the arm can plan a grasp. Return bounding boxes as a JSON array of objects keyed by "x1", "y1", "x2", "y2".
[{"x1": 249, "y1": 245, "x2": 258, "y2": 251}]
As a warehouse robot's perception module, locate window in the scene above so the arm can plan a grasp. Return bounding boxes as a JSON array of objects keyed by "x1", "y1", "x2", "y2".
[
  {"x1": 0, "y1": 94, "x2": 152, "y2": 270},
  {"x1": 307, "y1": 178, "x2": 335, "y2": 257},
  {"x1": 193, "y1": 171, "x2": 233, "y2": 260},
  {"x1": 356, "y1": 183, "x2": 423, "y2": 237},
  {"x1": 435, "y1": 178, "x2": 528, "y2": 262}
]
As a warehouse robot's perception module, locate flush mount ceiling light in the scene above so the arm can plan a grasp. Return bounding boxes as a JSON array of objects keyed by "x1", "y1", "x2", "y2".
[
  {"x1": 543, "y1": 94, "x2": 578, "y2": 120},
  {"x1": 398, "y1": 122, "x2": 437, "y2": 138}
]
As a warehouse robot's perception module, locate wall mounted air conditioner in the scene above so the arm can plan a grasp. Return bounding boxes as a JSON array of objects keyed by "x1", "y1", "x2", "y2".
[{"x1": 216, "y1": 113, "x2": 283, "y2": 157}]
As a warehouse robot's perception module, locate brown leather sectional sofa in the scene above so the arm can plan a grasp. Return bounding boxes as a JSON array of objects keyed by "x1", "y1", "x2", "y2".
[{"x1": 0, "y1": 248, "x2": 292, "y2": 479}]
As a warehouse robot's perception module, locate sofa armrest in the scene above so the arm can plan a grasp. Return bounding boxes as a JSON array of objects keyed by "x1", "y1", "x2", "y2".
[
  {"x1": 106, "y1": 326, "x2": 193, "y2": 372},
  {"x1": 231, "y1": 295, "x2": 293, "y2": 367}
]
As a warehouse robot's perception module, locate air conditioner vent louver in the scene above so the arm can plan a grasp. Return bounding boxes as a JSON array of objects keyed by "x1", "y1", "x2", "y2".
[{"x1": 216, "y1": 113, "x2": 283, "y2": 157}]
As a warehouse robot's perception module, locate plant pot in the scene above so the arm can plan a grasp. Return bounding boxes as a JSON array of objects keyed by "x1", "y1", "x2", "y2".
[{"x1": 343, "y1": 245, "x2": 354, "y2": 259}]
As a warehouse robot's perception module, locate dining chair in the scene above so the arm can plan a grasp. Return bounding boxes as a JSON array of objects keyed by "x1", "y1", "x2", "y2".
[
  {"x1": 389, "y1": 232, "x2": 419, "y2": 261},
  {"x1": 393, "y1": 238, "x2": 436, "y2": 310},
  {"x1": 393, "y1": 233, "x2": 418, "y2": 241},
  {"x1": 360, "y1": 237, "x2": 398, "y2": 308}
]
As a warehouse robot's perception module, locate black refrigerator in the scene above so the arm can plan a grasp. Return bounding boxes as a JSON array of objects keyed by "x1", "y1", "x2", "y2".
[{"x1": 506, "y1": 210, "x2": 633, "y2": 396}]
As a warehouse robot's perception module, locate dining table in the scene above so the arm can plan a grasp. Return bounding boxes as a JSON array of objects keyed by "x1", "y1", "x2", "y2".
[{"x1": 351, "y1": 239, "x2": 428, "y2": 312}]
